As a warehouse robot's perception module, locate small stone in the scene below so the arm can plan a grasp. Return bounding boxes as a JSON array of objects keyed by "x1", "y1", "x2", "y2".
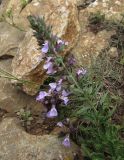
[{"x1": 108, "y1": 47, "x2": 118, "y2": 58}]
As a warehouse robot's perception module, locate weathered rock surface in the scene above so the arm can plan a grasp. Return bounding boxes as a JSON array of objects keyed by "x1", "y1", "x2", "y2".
[
  {"x1": 0, "y1": 0, "x2": 10, "y2": 16},
  {"x1": 72, "y1": 0, "x2": 124, "y2": 65},
  {"x1": 1, "y1": 0, "x2": 124, "y2": 95},
  {"x1": 87, "y1": 0, "x2": 124, "y2": 21},
  {"x1": 0, "y1": 22, "x2": 25, "y2": 58},
  {"x1": 12, "y1": 29, "x2": 44, "y2": 95},
  {"x1": 11, "y1": 0, "x2": 80, "y2": 95},
  {"x1": 6, "y1": 0, "x2": 80, "y2": 39},
  {"x1": 0, "y1": 59, "x2": 45, "y2": 113},
  {"x1": 0, "y1": 118, "x2": 81, "y2": 160}
]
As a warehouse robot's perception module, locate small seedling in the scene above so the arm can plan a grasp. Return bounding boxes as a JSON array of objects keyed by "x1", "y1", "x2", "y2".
[
  {"x1": 89, "y1": 11, "x2": 105, "y2": 25},
  {"x1": 17, "y1": 108, "x2": 33, "y2": 127},
  {"x1": 88, "y1": 11, "x2": 105, "y2": 33}
]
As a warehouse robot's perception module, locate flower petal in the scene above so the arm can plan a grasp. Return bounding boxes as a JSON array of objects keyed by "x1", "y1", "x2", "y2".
[
  {"x1": 62, "y1": 135, "x2": 71, "y2": 147},
  {"x1": 62, "y1": 90, "x2": 69, "y2": 97},
  {"x1": 49, "y1": 83, "x2": 57, "y2": 90},
  {"x1": 46, "y1": 105, "x2": 58, "y2": 118},
  {"x1": 42, "y1": 41, "x2": 49, "y2": 53},
  {"x1": 77, "y1": 68, "x2": 87, "y2": 77},
  {"x1": 36, "y1": 91, "x2": 48, "y2": 101},
  {"x1": 57, "y1": 122, "x2": 64, "y2": 127},
  {"x1": 43, "y1": 62, "x2": 53, "y2": 70}
]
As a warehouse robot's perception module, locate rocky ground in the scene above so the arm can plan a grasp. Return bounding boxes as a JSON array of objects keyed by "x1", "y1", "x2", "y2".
[{"x1": 0, "y1": 0, "x2": 124, "y2": 160}]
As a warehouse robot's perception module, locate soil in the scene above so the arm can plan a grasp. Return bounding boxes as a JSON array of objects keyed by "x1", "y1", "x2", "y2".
[
  {"x1": 25, "y1": 116, "x2": 57, "y2": 135},
  {"x1": 0, "y1": 107, "x2": 57, "y2": 135}
]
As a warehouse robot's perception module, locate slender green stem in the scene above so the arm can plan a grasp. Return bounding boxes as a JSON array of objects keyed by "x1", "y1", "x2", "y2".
[
  {"x1": 60, "y1": 58, "x2": 81, "y2": 90},
  {"x1": 0, "y1": 68, "x2": 37, "y2": 84}
]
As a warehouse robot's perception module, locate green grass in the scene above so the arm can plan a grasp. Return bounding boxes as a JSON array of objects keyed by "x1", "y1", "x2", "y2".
[
  {"x1": 62, "y1": 52, "x2": 124, "y2": 160},
  {"x1": 55, "y1": 45, "x2": 124, "y2": 159},
  {"x1": 59, "y1": 14, "x2": 124, "y2": 157}
]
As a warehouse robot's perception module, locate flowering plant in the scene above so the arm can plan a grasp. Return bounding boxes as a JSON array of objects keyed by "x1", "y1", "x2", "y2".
[
  {"x1": 28, "y1": 16, "x2": 87, "y2": 147},
  {"x1": 28, "y1": 16, "x2": 124, "y2": 159}
]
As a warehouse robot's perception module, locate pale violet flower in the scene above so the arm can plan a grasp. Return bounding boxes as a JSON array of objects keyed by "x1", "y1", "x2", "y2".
[
  {"x1": 57, "y1": 122, "x2": 64, "y2": 127},
  {"x1": 62, "y1": 90, "x2": 69, "y2": 97},
  {"x1": 56, "y1": 39, "x2": 68, "y2": 52},
  {"x1": 57, "y1": 39, "x2": 68, "y2": 46},
  {"x1": 49, "y1": 83, "x2": 57, "y2": 90},
  {"x1": 43, "y1": 61, "x2": 53, "y2": 70},
  {"x1": 43, "y1": 61, "x2": 56, "y2": 75},
  {"x1": 56, "y1": 79, "x2": 63, "y2": 91},
  {"x1": 43, "y1": 57, "x2": 56, "y2": 75},
  {"x1": 57, "y1": 39, "x2": 65, "y2": 45},
  {"x1": 36, "y1": 91, "x2": 48, "y2": 101},
  {"x1": 42, "y1": 41, "x2": 49, "y2": 53},
  {"x1": 46, "y1": 57, "x2": 53, "y2": 62},
  {"x1": 62, "y1": 135, "x2": 71, "y2": 147},
  {"x1": 61, "y1": 96, "x2": 69, "y2": 105},
  {"x1": 49, "y1": 80, "x2": 62, "y2": 92},
  {"x1": 58, "y1": 78, "x2": 63, "y2": 84},
  {"x1": 77, "y1": 68, "x2": 87, "y2": 77},
  {"x1": 60, "y1": 90, "x2": 69, "y2": 105},
  {"x1": 46, "y1": 105, "x2": 58, "y2": 118}
]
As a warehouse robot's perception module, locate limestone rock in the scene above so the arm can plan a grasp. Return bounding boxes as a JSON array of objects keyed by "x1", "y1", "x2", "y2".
[
  {"x1": 0, "y1": 59, "x2": 45, "y2": 113},
  {"x1": 12, "y1": 29, "x2": 45, "y2": 95},
  {"x1": 87, "y1": 0, "x2": 124, "y2": 21},
  {"x1": 72, "y1": 0, "x2": 124, "y2": 65},
  {"x1": 0, "y1": 0, "x2": 10, "y2": 17},
  {"x1": 5, "y1": 0, "x2": 80, "y2": 42},
  {"x1": 72, "y1": 29, "x2": 114, "y2": 65},
  {"x1": 0, "y1": 22, "x2": 25, "y2": 58},
  {"x1": 0, "y1": 118, "x2": 82, "y2": 160},
  {"x1": 11, "y1": 0, "x2": 80, "y2": 95}
]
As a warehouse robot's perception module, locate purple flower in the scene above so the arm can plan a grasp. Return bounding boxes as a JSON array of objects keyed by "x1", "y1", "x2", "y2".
[
  {"x1": 49, "y1": 80, "x2": 62, "y2": 92},
  {"x1": 46, "y1": 105, "x2": 58, "y2": 118},
  {"x1": 62, "y1": 90, "x2": 69, "y2": 97},
  {"x1": 57, "y1": 122, "x2": 64, "y2": 127},
  {"x1": 61, "y1": 96, "x2": 69, "y2": 105},
  {"x1": 43, "y1": 61, "x2": 56, "y2": 75},
  {"x1": 77, "y1": 68, "x2": 87, "y2": 77},
  {"x1": 42, "y1": 41, "x2": 49, "y2": 53},
  {"x1": 57, "y1": 39, "x2": 68, "y2": 46},
  {"x1": 56, "y1": 79, "x2": 63, "y2": 91},
  {"x1": 57, "y1": 39, "x2": 65, "y2": 45},
  {"x1": 62, "y1": 135, "x2": 71, "y2": 147},
  {"x1": 58, "y1": 78, "x2": 63, "y2": 84},
  {"x1": 49, "y1": 83, "x2": 57, "y2": 90},
  {"x1": 46, "y1": 57, "x2": 53, "y2": 62},
  {"x1": 60, "y1": 90, "x2": 69, "y2": 105},
  {"x1": 55, "y1": 39, "x2": 65, "y2": 51},
  {"x1": 36, "y1": 91, "x2": 48, "y2": 101}
]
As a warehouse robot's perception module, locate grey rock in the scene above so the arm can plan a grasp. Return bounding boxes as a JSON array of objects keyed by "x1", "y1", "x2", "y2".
[
  {"x1": 0, "y1": 22, "x2": 25, "y2": 58},
  {"x1": 0, "y1": 59, "x2": 45, "y2": 113}
]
